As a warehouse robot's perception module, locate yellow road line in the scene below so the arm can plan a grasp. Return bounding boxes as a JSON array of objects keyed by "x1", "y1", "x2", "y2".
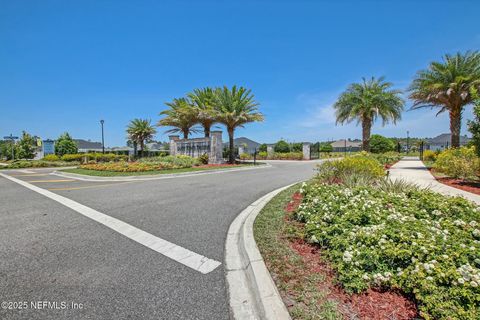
[
  {"x1": 48, "y1": 182, "x2": 131, "y2": 191},
  {"x1": 27, "y1": 179, "x2": 76, "y2": 183}
]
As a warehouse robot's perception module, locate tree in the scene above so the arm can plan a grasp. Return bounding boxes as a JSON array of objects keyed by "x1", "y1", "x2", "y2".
[
  {"x1": 319, "y1": 142, "x2": 333, "y2": 153},
  {"x1": 409, "y1": 51, "x2": 480, "y2": 148},
  {"x1": 18, "y1": 131, "x2": 36, "y2": 159},
  {"x1": 55, "y1": 132, "x2": 78, "y2": 156},
  {"x1": 126, "y1": 119, "x2": 157, "y2": 157},
  {"x1": 158, "y1": 98, "x2": 199, "y2": 139},
  {"x1": 213, "y1": 86, "x2": 263, "y2": 164},
  {"x1": 468, "y1": 87, "x2": 480, "y2": 156},
  {"x1": 334, "y1": 77, "x2": 404, "y2": 152},
  {"x1": 290, "y1": 142, "x2": 303, "y2": 152},
  {"x1": 369, "y1": 134, "x2": 395, "y2": 153},
  {"x1": 258, "y1": 143, "x2": 268, "y2": 152},
  {"x1": 274, "y1": 140, "x2": 290, "y2": 153},
  {"x1": 188, "y1": 88, "x2": 217, "y2": 137}
]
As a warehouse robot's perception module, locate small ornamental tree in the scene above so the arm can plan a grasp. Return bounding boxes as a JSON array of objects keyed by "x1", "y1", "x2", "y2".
[
  {"x1": 468, "y1": 87, "x2": 480, "y2": 156},
  {"x1": 258, "y1": 143, "x2": 268, "y2": 152},
  {"x1": 55, "y1": 132, "x2": 78, "y2": 156},
  {"x1": 290, "y1": 142, "x2": 303, "y2": 152},
  {"x1": 319, "y1": 142, "x2": 333, "y2": 153},
  {"x1": 274, "y1": 140, "x2": 290, "y2": 153},
  {"x1": 18, "y1": 131, "x2": 36, "y2": 159},
  {"x1": 369, "y1": 134, "x2": 396, "y2": 153}
]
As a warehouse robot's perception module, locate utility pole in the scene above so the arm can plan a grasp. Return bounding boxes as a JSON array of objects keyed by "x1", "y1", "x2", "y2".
[
  {"x1": 407, "y1": 131, "x2": 410, "y2": 154},
  {"x1": 100, "y1": 120, "x2": 105, "y2": 154}
]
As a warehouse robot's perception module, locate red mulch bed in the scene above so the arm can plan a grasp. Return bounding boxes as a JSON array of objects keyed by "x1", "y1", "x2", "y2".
[
  {"x1": 435, "y1": 177, "x2": 480, "y2": 195},
  {"x1": 281, "y1": 193, "x2": 419, "y2": 319},
  {"x1": 428, "y1": 168, "x2": 480, "y2": 195}
]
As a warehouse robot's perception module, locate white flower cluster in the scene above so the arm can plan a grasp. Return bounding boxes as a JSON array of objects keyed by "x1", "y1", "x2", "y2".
[
  {"x1": 455, "y1": 264, "x2": 480, "y2": 287},
  {"x1": 372, "y1": 272, "x2": 392, "y2": 284}
]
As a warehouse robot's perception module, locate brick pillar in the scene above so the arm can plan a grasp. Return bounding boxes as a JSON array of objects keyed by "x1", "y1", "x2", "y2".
[
  {"x1": 209, "y1": 131, "x2": 223, "y2": 164},
  {"x1": 169, "y1": 135, "x2": 179, "y2": 156}
]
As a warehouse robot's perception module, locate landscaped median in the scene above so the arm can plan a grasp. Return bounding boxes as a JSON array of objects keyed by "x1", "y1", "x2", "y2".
[
  {"x1": 254, "y1": 154, "x2": 480, "y2": 319},
  {"x1": 59, "y1": 155, "x2": 261, "y2": 177}
]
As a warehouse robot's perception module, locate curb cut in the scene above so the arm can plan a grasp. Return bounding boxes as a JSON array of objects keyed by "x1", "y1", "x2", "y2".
[
  {"x1": 51, "y1": 164, "x2": 271, "y2": 182},
  {"x1": 225, "y1": 183, "x2": 299, "y2": 320}
]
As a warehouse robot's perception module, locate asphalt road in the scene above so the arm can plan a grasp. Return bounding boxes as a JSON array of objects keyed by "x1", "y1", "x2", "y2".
[{"x1": 0, "y1": 161, "x2": 320, "y2": 320}]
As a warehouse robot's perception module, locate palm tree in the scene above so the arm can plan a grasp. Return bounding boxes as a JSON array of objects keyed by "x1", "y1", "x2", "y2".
[
  {"x1": 158, "y1": 98, "x2": 199, "y2": 139},
  {"x1": 213, "y1": 86, "x2": 263, "y2": 163},
  {"x1": 409, "y1": 51, "x2": 480, "y2": 147},
  {"x1": 188, "y1": 87, "x2": 217, "y2": 137},
  {"x1": 126, "y1": 119, "x2": 157, "y2": 157},
  {"x1": 334, "y1": 77, "x2": 404, "y2": 152}
]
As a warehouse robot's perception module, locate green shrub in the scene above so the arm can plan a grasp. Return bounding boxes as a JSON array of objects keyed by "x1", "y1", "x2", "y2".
[
  {"x1": 423, "y1": 150, "x2": 438, "y2": 162},
  {"x1": 61, "y1": 154, "x2": 85, "y2": 162},
  {"x1": 239, "y1": 153, "x2": 251, "y2": 160},
  {"x1": 316, "y1": 155, "x2": 385, "y2": 183},
  {"x1": 270, "y1": 152, "x2": 303, "y2": 160},
  {"x1": 274, "y1": 140, "x2": 290, "y2": 153},
  {"x1": 433, "y1": 146, "x2": 479, "y2": 180},
  {"x1": 198, "y1": 153, "x2": 209, "y2": 164},
  {"x1": 258, "y1": 143, "x2": 268, "y2": 153},
  {"x1": 2, "y1": 160, "x2": 78, "y2": 169},
  {"x1": 369, "y1": 151, "x2": 402, "y2": 166},
  {"x1": 369, "y1": 134, "x2": 396, "y2": 153},
  {"x1": 42, "y1": 154, "x2": 60, "y2": 161},
  {"x1": 138, "y1": 155, "x2": 199, "y2": 167},
  {"x1": 257, "y1": 151, "x2": 268, "y2": 159},
  {"x1": 296, "y1": 182, "x2": 480, "y2": 319}
]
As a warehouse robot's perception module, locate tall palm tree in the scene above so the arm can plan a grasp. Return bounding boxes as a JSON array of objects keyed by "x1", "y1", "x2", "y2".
[
  {"x1": 213, "y1": 86, "x2": 263, "y2": 163},
  {"x1": 334, "y1": 77, "x2": 404, "y2": 152},
  {"x1": 188, "y1": 87, "x2": 217, "y2": 137},
  {"x1": 126, "y1": 119, "x2": 157, "y2": 157},
  {"x1": 409, "y1": 51, "x2": 480, "y2": 147},
  {"x1": 158, "y1": 98, "x2": 199, "y2": 139}
]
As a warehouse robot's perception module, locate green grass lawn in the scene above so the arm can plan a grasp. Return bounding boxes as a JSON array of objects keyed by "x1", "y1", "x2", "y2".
[
  {"x1": 254, "y1": 184, "x2": 342, "y2": 319},
  {"x1": 60, "y1": 164, "x2": 253, "y2": 177}
]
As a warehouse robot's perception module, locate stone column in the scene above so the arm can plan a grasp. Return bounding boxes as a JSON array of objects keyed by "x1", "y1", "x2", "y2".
[
  {"x1": 209, "y1": 131, "x2": 223, "y2": 164},
  {"x1": 302, "y1": 142, "x2": 311, "y2": 160},
  {"x1": 267, "y1": 146, "x2": 274, "y2": 158},
  {"x1": 169, "y1": 135, "x2": 179, "y2": 156}
]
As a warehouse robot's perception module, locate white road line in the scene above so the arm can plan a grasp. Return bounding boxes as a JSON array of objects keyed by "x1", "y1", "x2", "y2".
[
  {"x1": 18, "y1": 169, "x2": 35, "y2": 173},
  {"x1": 0, "y1": 173, "x2": 221, "y2": 274}
]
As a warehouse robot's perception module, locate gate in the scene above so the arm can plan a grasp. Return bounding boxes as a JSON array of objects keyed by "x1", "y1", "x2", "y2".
[{"x1": 310, "y1": 142, "x2": 320, "y2": 160}]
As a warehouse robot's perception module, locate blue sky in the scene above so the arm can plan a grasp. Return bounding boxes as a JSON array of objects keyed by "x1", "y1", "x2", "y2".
[{"x1": 1, "y1": 0, "x2": 479, "y2": 146}]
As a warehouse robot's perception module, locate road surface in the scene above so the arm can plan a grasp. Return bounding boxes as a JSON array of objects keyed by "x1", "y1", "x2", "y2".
[{"x1": 0, "y1": 161, "x2": 320, "y2": 320}]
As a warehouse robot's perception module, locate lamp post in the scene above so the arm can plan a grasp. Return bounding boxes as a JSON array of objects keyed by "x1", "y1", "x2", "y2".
[
  {"x1": 100, "y1": 120, "x2": 105, "y2": 154},
  {"x1": 407, "y1": 131, "x2": 410, "y2": 154}
]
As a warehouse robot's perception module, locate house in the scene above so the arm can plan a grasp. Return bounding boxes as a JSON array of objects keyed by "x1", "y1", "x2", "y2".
[
  {"x1": 425, "y1": 133, "x2": 470, "y2": 151},
  {"x1": 74, "y1": 139, "x2": 104, "y2": 153},
  {"x1": 224, "y1": 137, "x2": 261, "y2": 154},
  {"x1": 330, "y1": 139, "x2": 362, "y2": 152}
]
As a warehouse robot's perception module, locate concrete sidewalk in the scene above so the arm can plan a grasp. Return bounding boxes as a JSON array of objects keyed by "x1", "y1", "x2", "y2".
[{"x1": 389, "y1": 158, "x2": 480, "y2": 205}]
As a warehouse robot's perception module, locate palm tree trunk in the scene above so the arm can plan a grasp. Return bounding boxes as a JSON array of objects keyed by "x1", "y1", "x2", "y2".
[
  {"x1": 133, "y1": 141, "x2": 138, "y2": 158},
  {"x1": 362, "y1": 120, "x2": 372, "y2": 152},
  {"x1": 204, "y1": 125, "x2": 210, "y2": 138},
  {"x1": 449, "y1": 109, "x2": 461, "y2": 148},
  {"x1": 228, "y1": 127, "x2": 235, "y2": 164},
  {"x1": 183, "y1": 130, "x2": 188, "y2": 139},
  {"x1": 140, "y1": 140, "x2": 144, "y2": 158}
]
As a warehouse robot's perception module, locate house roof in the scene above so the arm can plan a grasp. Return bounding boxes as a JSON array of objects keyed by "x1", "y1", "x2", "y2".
[
  {"x1": 74, "y1": 139, "x2": 103, "y2": 150},
  {"x1": 330, "y1": 139, "x2": 362, "y2": 148},
  {"x1": 426, "y1": 133, "x2": 470, "y2": 144},
  {"x1": 224, "y1": 137, "x2": 261, "y2": 149}
]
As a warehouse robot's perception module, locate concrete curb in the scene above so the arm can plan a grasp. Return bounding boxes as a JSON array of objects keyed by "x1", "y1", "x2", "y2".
[
  {"x1": 50, "y1": 164, "x2": 271, "y2": 182},
  {"x1": 225, "y1": 183, "x2": 298, "y2": 320}
]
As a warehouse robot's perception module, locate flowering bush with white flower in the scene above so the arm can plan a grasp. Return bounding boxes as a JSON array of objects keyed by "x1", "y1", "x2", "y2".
[{"x1": 295, "y1": 182, "x2": 480, "y2": 319}]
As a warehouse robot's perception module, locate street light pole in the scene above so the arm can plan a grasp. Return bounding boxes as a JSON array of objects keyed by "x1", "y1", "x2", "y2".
[
  {"x1": 407, "y1": 130, "x2": 410, "y2": 154},
  {"x1": 100, "y1": 120, "x2": 105, "y2": 154}
]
